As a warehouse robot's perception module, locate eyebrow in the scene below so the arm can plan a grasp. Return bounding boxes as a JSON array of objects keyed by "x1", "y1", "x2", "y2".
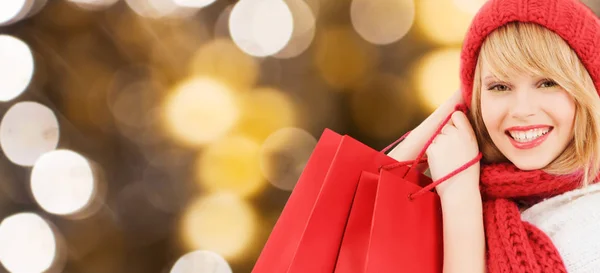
[{"x1": 483, "y1": 75, "x2": 497, "y2": 81}]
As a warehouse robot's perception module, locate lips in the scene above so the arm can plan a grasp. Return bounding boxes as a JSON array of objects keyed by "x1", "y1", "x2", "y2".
[{"x1": 505, "y1": 125, "x2": 553, "y2": 150}]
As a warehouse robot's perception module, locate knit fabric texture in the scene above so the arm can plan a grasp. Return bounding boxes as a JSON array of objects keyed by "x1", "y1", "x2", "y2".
[
  {"x1": 459, "y1": 0, "x2": 600, "y2": 272},
  {"x1": 480, "y1": 163, "x2": 582, "y2": 272}
]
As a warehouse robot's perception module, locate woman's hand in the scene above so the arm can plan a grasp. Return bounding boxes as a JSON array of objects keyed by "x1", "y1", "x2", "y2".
[{"x1": 425, "y1": 110, "x2": 480, "y2": 198}]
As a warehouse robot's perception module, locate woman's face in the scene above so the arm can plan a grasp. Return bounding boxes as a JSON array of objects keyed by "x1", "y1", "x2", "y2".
[{"x1": 479, "y1": 61, "x2": 576, "y2": 170}]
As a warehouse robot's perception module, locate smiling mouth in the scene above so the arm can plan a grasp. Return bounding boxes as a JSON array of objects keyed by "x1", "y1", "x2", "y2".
[
  {"x1": 504, "y1": 126, "x2": 553, "y2": 149},
  {"x1": 505, "y1": 127, "x2": 553, "y2": 142}
]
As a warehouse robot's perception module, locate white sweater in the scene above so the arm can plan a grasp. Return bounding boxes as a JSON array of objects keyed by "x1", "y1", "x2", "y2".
[{"x1": 521, "y1": 183, "x2": 600, "y2": 273}]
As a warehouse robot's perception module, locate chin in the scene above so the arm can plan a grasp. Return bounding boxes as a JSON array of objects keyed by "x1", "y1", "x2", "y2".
[{"x1": 507, "y1": 157, "x2": 553, "y2": 171}]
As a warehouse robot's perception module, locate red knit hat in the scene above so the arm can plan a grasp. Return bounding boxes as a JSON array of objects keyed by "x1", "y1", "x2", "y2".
[{"x1": 460, "y1": 0, "x2": 600, "y2": 108}]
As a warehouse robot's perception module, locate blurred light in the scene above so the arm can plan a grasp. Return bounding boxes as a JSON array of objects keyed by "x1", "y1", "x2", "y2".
[
  {"x1": 196, "y1": 135, "x2": 266, "y2": 198},
  {"x1": 234, "y1": 87, "x2": 297, "y2": 142},
  {"x1": 142, "y1": 166, "x2": 191, "y2": 213},
  {"x1": 170, "y1": 250, "x2": 232, "y2": 273},
  {"x1": 582, "y1": 0, "x2": 600, "y2": 16},
  {"x1": 274, "y1": 0, "x2": 316, "y2": 59},
  {"x1": 26, "y1": 0, "x2": 48, "y2": 18},
  {"x1": 0, "y1": 102, "x2": 59, "y2": 167},
  {"x1": 0, "y1": 213, "x2": 59, "y2": 273},
  {"x1": 0, "y1": 0, "x2": 33, "y2": 25},
  {"x1": 126, "y1": 0, "x2": 197, "y2": 18},
  {"x1": 314, "y1": 26, "x2": 379, "y2": 89},
  {"x1": 31, "y1": 150, "x2": 98, "y2": 216},
  {"x1": 163, "y1": 77, "x2": 239, "y2": 147},
  {"x1": 181, "y1": 193, "x2": 257, "y2": 260},
  {"x1": 415, "y1": 48, "x2": 462, "y2": 111},
  {"x1": 304, "y1": 0, "x2": 320, "y2": 18},
  {"x1": 189, "y1": 39, "x2": 259, "y2": 92},
  {"x1": 173, "y1": 0, "x2": 216, "y2": 8},
  {"x1": 350, "y1": 74, "x2": 417, "y2": 139},
  {"x1": 351, "y1": 0, "x2": 415, "y2": 45},
  {"x1": 416, "y1": 0, "x2": 476, "y2": 45},
  {"x1": 0, "y1": 35, "x2": 34, "y2": 101},
  {"x1": 110, "y1": 80, "x2": 164, "y2": 145},
  {"x1": 229, "y1": 0, "x2": 294, "y2": 57},
  {"x1": 68, "y1": 0, "x2": 120, "y2": 10},
  {"x1": 214, "y1": 5, "x2": 234, "y2": 38},
  {"x1": 452, "y1": 0, "x2": 488, "y2": 14},
  {"x1": 259, "y1": 127, "x2": 316, "y2": 191}
]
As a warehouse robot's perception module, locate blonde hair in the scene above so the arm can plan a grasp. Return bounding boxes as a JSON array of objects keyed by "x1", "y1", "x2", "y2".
[{"x1": 470, "y1": 22, "x2": 600, "y2": 185}]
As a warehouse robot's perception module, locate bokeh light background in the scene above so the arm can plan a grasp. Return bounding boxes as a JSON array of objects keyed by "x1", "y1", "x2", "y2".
[{"x1": 0, "y1": 0, "x2": 599, "y2": 272}]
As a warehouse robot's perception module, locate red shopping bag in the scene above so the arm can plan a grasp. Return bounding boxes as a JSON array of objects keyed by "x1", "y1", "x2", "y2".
[
  {"x1": 252, "y1": 128, "x2": 411, "y2": 273},
  {"x1": 252, "y1": 104, "x2": 481, "y2": 273},
  {"x1": 334, "y1": 104, "x2": 480, "y2": 273}
]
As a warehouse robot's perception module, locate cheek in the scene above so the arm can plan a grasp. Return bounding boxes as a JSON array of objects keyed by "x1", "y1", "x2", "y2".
[
  {"x1": 548, "y1": 92, "x2": 576, "y2": 132},
  {"x1": 480, "y1": 93, "x2": 504, "y2": 131}
]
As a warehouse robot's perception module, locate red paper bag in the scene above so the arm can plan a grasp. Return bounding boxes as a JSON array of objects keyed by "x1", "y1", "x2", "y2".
[
  {"x1": 252, "y1": 129, "x2": 408, "y2": 273},
  {"x1": 335, "y1": 162, "x2": 432, "y2": 273},
  {"x1": 364, "y1": 169, "x2": 443, "y2": 273}
]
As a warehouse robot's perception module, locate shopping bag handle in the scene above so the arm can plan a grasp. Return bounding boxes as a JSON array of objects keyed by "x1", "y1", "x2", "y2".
[{"x1": 381, "y1": 104, "x2": 483, "y2": 200}]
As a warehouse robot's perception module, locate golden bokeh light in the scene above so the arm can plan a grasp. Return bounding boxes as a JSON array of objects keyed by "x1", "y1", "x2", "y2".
[
  {"x1": 196, "y1": 135, "x2": 266, "y2": 198},
  {"x1": 414, "y1": 48, "x2": 462, "y2": 112},
  {"x1": 170, "y1": 250, "x2": 232, "y2": 273},
  {"x1": 273, "y1": 0, "x2": 316, "y2": 59},
  {"x1": 350, "y1": 0, "x2": 415, "y2": 45},
  {"x1": 415, "y1": 0, "x2": 477, "y2": 45},
  {"x1": 234, "y1": 87, "x2": 297, "y2": 142},
  {"x1": 0, "y1": 213, "x2": 62, "y2": 273},
  {"x1": 229, "y1": 0, "x2": 294, "y2": 57},
  {"x1": 180, "y1": 193, "x2": 257, "y2": 260},
  {"x1": 259, "y1": 127, "x2": 317, "y2": 191},
  {"x1": 163, "y1": 77, "x2": 240, "y2": 147},
  {"x1": 0, "y1": 102, "x2": 59, "y2": 167},
  {"x1": 31, "y1": 150, "x2": 99, "y2": 217},
  {"x1": 452, "y1": 0, "x2": 488, "y2": 14},
  {"x1": 350, "y1": 74, "x2": 418, "y2": 139},
  {"x1": 0, "y1": 35, "x2": 34, "y2": 102},
  {"x1": 314, "y1": 26, "x2": 379, "y2": 89},
  {"x1": 189, "y1": 39, "x2": 259, "y2": 92}
]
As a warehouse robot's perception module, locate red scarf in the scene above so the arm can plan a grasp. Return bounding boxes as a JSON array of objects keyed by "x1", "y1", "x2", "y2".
[{"x1": 479, "y1": 162, "x2": 583, "y2": 273}]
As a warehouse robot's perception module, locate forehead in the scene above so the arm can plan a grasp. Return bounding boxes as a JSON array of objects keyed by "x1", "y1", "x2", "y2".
[{"x1": 480, "y1": 58, "x2": 541, "y2": 81}]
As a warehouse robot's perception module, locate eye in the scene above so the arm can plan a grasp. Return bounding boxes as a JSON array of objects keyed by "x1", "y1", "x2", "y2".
[
  {"x1": 539, "y1": 79, "x2": 558, "y2": 88},
  {"x1": 487, "y1": 84, "x2": 510, "y2": 92}
]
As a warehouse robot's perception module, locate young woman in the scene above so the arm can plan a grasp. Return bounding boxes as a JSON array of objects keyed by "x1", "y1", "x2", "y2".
[{"x1": 389, "y1": 0, "x2": 600, "y2": 272}]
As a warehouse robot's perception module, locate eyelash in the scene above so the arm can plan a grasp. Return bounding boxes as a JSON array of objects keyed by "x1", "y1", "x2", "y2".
[{"x1": 486, "y1": 79, "x2": 558, "y2": 92}]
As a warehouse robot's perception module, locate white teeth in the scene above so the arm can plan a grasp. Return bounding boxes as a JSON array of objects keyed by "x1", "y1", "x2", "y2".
[{"x1": 509, "y1": 128, "x2": 550, "y2": 142}]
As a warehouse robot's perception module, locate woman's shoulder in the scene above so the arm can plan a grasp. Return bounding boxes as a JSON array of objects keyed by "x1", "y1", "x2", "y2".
[
  {"x1": 521, "y1": 183, "x2": 600, "y2": 273},
  {"x1": 521, "y1": 183, "x2": 600, "y2": 226}
]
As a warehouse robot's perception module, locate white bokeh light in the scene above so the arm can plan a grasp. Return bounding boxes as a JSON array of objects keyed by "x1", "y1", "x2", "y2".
[
  {"x1": 170, "y1": 250, "x2": 232, "y2": 273},
  {"x1": 31, "y1": 150, "x2": 96, "y2": 216},
  {"x1": 68, "y1": 0, "x2": 120, "y2": 11},
  {"x1": 0, "y1": 0, "x2": 32, "y2": 26},
  {"x1": 0, "y1": 102, "x2": 60, "y2": 166},
  {"x1": 0, "y1": 213, "x2": 58, "y2": 273},
  {"x1": 126, "y1": 0, "x2": 196, "y2": 18},
  {"x1": 274, "y1": 0, "x2": 316, "y2": 59},
  {"x1": 173, "y1": 0, "x2": 216, "y2": 8},
  {"x1": 229, "y1": 0, "x2": 294, "y2": 57},
  {"x1": 0, "y1": 35, "x2": 35, "y2": 101}
]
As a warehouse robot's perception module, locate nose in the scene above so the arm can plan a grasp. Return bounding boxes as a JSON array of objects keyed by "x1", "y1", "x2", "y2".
[{"x1": 509, "y1": 88, "x2": 537, "y2": 120}]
